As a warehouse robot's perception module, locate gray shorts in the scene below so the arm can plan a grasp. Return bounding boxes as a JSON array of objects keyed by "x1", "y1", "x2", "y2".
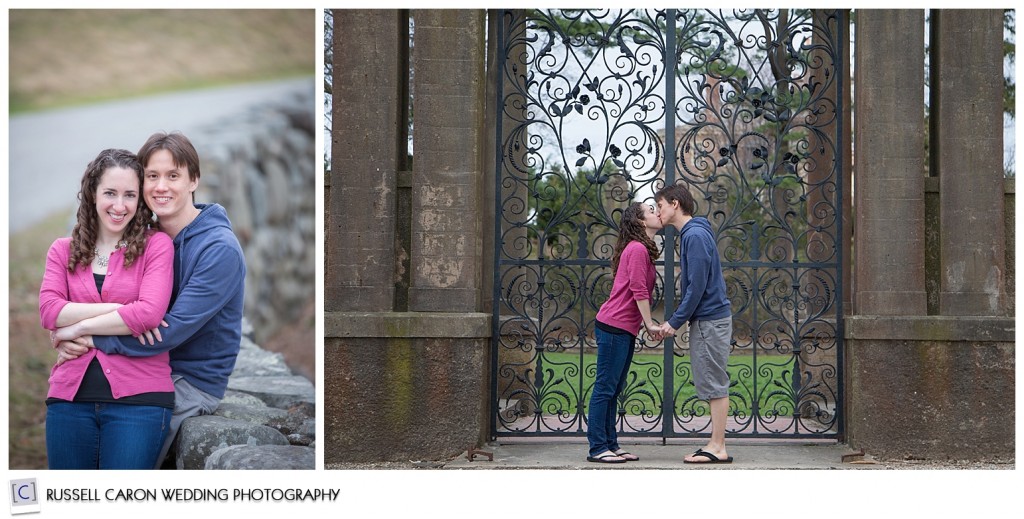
[
  {"x1": 154, "y1": 375, "x2": 221, "y2": 469},
  {"x1": 690, "y1": 316, "x2": 732, "y2": 400}
]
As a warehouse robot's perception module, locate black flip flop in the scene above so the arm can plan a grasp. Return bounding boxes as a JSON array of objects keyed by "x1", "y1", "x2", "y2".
[
  {"x1": 683, "y1": 448, "x2": 733, "y2": 464},
  {"x1": 587, "y1": 452, "x2": 627, "y2": 464}
]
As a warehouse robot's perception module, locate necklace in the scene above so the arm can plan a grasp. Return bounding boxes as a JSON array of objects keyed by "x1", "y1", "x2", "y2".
[{"x1": 94, "y1": 241, "x2": 127, "y2": 268}]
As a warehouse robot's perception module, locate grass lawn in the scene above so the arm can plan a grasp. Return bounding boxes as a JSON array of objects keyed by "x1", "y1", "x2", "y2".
[
  {"x1": 527, "y1": 350, "x2": 806, "y2": 417},
  {"x1": 9, "y1": 10, "x2": 314, "y2": 113}
]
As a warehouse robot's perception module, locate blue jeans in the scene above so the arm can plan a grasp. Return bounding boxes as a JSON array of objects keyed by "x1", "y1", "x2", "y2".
[
  {"x1": 46, "y1": 402, "x2": 171, "y2": 470},
  {"x1": 587, "y1": 327, "x2": 636, "y2": 457}
]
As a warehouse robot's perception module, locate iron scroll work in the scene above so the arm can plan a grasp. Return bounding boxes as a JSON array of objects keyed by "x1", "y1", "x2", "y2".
[{"x1": 491, "y1": 9, "x2": 844, "y2": 439}]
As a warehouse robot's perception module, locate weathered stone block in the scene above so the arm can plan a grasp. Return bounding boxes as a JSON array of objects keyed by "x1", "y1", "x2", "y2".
[
  {"x1": 845, "y1": 316, "x2": 1014, "y2": 461},
  {"x1": 231, "y1": 346, "x2": 293, "y2": 377},
  {"x1": 176, "y1": 416, "x2": 289, "y2": 470},
  {"x1": 219, "y1": 390, "x2": 268, "y2": 408},
  {"x1": 213, "y1": 402, "x2": 290, "y2": 426},
  {"x1": 324, "y1": 333, "x2": 489, "y2": 464},
  {"x1": 227, "y1": 375, "x2": 315, "y2": 409},
  {"x1": 205, "y1": 445, "x2": 314, "y2": 470}
]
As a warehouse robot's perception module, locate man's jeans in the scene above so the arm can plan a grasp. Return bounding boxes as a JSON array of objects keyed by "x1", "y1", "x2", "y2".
[
  {"x1": 46, "y1": 401, "x2": 171, "y2": 469},
  {"x1": 587, "y1": 327, "x2": 636, "y2": 457}
]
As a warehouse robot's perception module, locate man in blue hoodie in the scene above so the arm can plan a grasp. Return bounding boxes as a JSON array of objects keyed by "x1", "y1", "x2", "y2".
[
  {"x1": 655, "y1": 183, "x2": 733, "y2": 464},
  {"x1": 58, "y1": 132, "x2": 245, "y2": 468}
]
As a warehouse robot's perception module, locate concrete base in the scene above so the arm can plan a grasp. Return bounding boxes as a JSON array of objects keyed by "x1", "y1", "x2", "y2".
[
  {"x1": 324, "y1": 312, "x2": 492, "y2": 464},
  {"x1": 845, "y1": 316, "x2": 1015, "y2": 461}
]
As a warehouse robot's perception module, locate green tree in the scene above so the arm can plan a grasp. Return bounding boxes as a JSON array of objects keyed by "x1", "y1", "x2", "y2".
[{"x1": 529, "y1": 160, "x2": 625, "y2": 258}]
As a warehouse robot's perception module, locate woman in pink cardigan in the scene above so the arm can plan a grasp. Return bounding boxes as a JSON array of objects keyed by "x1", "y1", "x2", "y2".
[
  {"x1": 586, "y1": 202, "x2": 664, "y2": 464},
  {"x1": 39, "y1": 148, "x2": 174, "y2": 470}
]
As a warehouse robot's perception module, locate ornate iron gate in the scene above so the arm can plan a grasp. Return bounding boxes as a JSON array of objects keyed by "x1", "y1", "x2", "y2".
[{"x1": 491, "y1": 9, "x2": 844, "y2": 439}]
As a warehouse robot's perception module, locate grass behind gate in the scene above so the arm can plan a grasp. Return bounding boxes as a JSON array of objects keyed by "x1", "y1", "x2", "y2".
[{"x1": 533, "y1": 351, "x2": 806, "y2": 417}]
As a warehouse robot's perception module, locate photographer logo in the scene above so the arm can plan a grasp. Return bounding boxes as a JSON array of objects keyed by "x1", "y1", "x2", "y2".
[{"x1": 9, "y1": 479, "x2": 40, "y2": 515}]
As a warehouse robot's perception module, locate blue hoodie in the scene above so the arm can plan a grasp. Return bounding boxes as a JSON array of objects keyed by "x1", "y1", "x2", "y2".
[
  {"x1": 93, "y1": 203, "x2": 246, "y2": 399},
  {"x1": 667, "y1": 216, "x2": 732, "y2": 330}
]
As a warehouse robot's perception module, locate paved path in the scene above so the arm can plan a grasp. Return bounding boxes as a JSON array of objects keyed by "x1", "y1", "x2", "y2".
[
  {"x1": 8, "y1": 76, "x2": 314, "y2": 233},
  {"x1": 442, "y1": 441, "x2": 880, "y2": 470},
  {"x1": 328, "y1": 440, "x2": 1014, "y2": 470}
]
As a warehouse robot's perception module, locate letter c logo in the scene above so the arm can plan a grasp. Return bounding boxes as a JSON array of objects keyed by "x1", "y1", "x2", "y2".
[{"x1": 17, "y1": 485, "x2": 30, "y2": 500}]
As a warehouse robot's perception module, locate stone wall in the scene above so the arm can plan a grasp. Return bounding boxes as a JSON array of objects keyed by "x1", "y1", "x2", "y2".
[
  {"x1": 193, "y1": 85, "x2": 316, "y2": 345},
  {"x1": 174, "y1": 320, "x2": 316, "y2": 470}
]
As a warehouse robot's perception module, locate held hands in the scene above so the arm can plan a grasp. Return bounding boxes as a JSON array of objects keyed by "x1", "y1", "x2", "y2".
[
  {"x1": 642, "y1": 321, "x2": 679, "y2": 342},
  {"x1": 136, "y1": 320, "x2": 169, "y2": 346},
  {"x1": 644, "y1": 322, "x2": 665, "y2": 341},
  {"x1": 657, "y1": 322, "x2": 678, "y2": 338}
]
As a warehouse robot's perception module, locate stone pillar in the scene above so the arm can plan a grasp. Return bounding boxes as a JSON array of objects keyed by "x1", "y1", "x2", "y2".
[
  {"x1": 845, "y1": 9, "x2": 1015, "y2": 463},
  {"x1": 325, "y1": 9, "x2": 493, "y2": 465},
  {"x1": 409, "y1": 10, "x2": 486, "y2": 312},
  {"x1": 934, "y1": 10, "x2": 1006, "y2": 316},
  {"x1": 852, "y1": 10, "x2": 927, "y2": 315},
  {"x1": 327, "y1": 10, "x2": 404, "y2": 312}
]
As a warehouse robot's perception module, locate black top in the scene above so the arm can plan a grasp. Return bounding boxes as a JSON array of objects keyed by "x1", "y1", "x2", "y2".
[{"x1": 596, "y1": 320, "x2": 634, "y2": 337}]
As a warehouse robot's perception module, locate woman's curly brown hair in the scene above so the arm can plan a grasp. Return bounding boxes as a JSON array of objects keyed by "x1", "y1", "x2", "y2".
[
  {"x1": 611, "y1": 202, "x2": 660, "y2": 275},
  {"x1": 67, "y1": 149, "x2": 153, "y2": 272}
]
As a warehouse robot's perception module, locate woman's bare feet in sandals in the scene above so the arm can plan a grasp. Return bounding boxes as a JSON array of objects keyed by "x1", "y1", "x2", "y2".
[{"x1": 613, "y1": 449, "x2": 639, "y2": 461}]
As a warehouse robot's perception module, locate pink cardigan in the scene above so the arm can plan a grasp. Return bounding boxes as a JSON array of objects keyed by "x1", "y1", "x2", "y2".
[
  {"x1": 39, "y1": 231, "x2": 174, "y2": 400},
  {"x1": 595, "y1": 240, "x2": 657, "y2": 336}
]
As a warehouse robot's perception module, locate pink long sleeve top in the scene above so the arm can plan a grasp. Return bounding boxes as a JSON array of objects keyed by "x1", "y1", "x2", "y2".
[
  {"x1": 39, "y1": 230, "x2": 174, "y2": 401},
  {"x1": 595, "y1": 240, "x2": 657, "y2": 336}
]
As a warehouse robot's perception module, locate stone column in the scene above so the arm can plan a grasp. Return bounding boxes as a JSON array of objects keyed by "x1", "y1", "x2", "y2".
[
  {"x1": 409, "y1": 10, "x2": 486, "y2": 312},
  {"x1": 852, "y1": 10, "x2": 927, "y2": 315},
  {"x1": 845, "y1": 9, "x2": 1015, "y2": 463},
  {"x1": 934, "y1": 9, "x2": 1006, "y2": 316},
  {"x1": 325, "y1": 9, "x2": 493, "y2": 465},
  {"x1": 327, "y1": 10, "x2": 404, "y2": 312}
]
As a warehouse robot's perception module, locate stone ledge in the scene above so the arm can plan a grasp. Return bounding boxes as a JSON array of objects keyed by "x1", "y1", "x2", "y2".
[
  {"x1": 924, "y1": 176, "x2": 1014, "y2": 194},
  {"x1": 844, "y1": 315, "x2": 1014, "y2": 342},
  {"x1": 325, "y1": 311, "x2": 492, "y2": 338}
]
